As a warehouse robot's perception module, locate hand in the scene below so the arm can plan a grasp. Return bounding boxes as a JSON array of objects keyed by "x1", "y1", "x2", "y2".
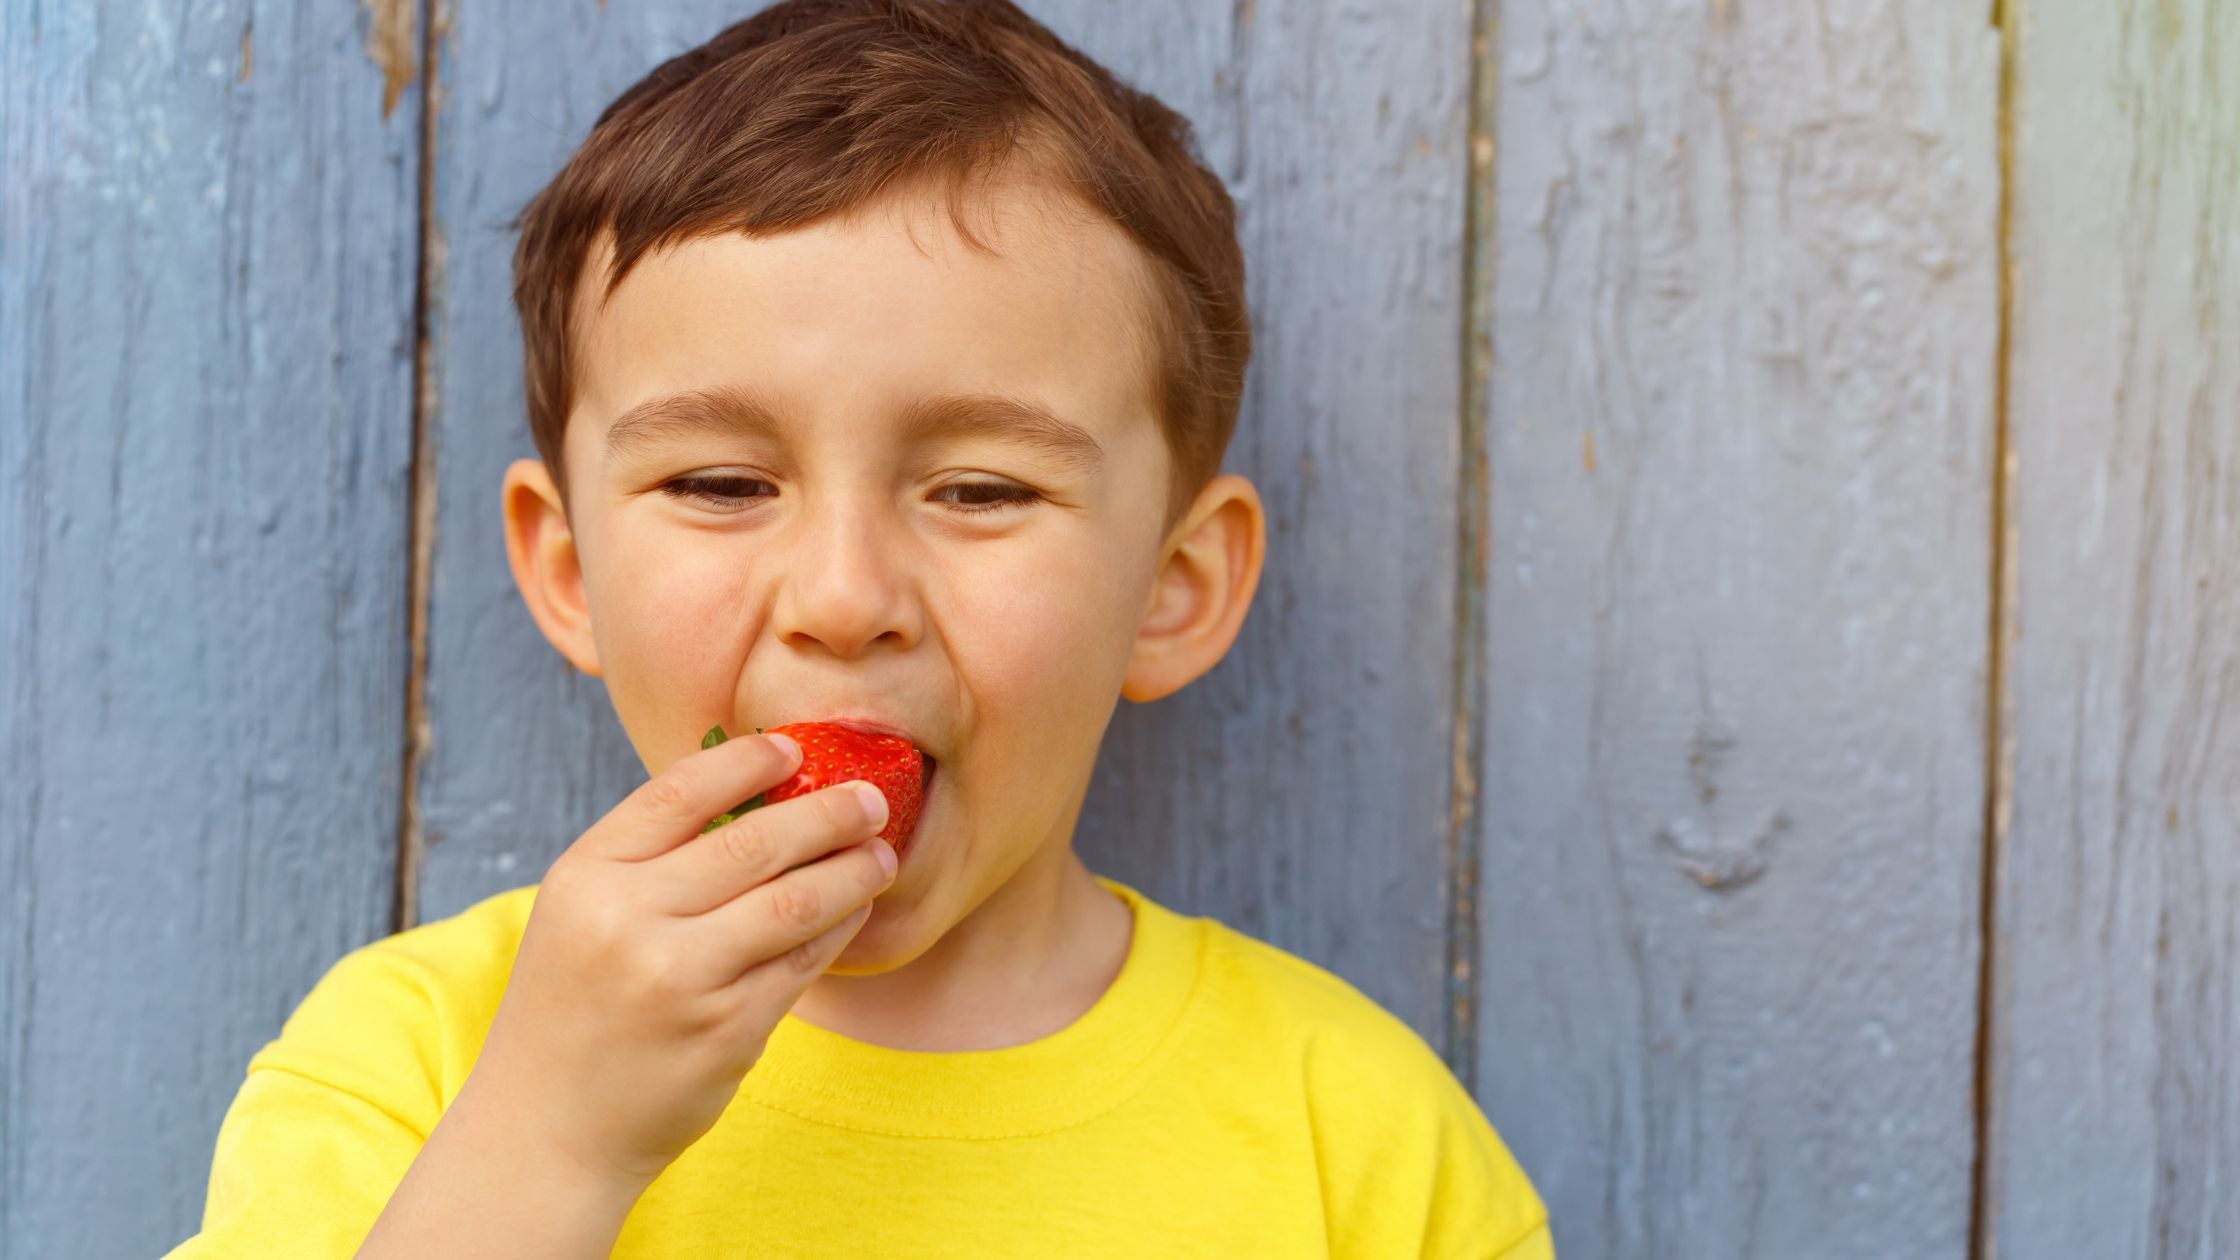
[{"x1": 466, "y1": 731, "x2": 897, "y2": 1190}]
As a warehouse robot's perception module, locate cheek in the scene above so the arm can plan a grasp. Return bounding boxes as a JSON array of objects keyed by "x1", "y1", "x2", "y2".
[
  {"x1": 943, "y1": 537, "x2": 1145, "y2": 737},
  {"x1": 586, "y1": 527, "x2": 758, "y2": 711}
]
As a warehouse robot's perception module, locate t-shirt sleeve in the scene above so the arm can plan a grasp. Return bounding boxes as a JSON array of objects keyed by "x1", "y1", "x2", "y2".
[
  {"x1": 160, "y1": 942, "x2": 448, "y2": 1259},
  {"x1": 1303, "y1": 1002, "x2": 1552, "y2": 1259}
]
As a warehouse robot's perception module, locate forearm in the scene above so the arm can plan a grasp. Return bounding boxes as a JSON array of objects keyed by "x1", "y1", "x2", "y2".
[{"x1": 355, "y1": 1076, "x2": 650, "y2": 1260}]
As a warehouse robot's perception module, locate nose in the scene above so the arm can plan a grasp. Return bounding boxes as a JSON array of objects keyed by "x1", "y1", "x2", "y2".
[{"x1": 767, "y1": 494, "x2": 921, "y2": 659}]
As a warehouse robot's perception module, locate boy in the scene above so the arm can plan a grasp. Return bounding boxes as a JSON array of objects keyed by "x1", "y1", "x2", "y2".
[{"x1": 166, "y1": 1, "x2": 1550, "y2": 1255}]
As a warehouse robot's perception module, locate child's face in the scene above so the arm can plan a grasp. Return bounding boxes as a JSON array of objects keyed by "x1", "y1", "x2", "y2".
[{"x1": 503, "y1": 171, "x2": 1261, "y2": 966}]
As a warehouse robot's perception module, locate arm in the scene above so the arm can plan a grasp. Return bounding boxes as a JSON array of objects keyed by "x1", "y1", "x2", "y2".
[
  {"x1": 159, "y1": 943, "x2": 447, "y2": 1260},
  {"x1": 159, "y1": 1056, "x2": 649, "y2": 1260},
  {"x1": 354, "y1": 1071, "x2": 651, "y2": 1260},
  {"x1": 162, "y1": 933, "x2": 647, "y2": 1260},
  {"x1": 172, "y1": 732, "x2": 886, "y2": 1259}
]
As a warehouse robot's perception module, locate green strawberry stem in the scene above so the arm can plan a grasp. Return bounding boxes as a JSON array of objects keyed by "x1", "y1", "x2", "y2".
[{"x1": 699, "y1": 723, "x2": 768, "y2": 833}]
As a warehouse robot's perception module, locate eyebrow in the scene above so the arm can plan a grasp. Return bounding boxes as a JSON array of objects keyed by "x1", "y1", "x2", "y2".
[{"x1": 601, "y1": 384, "x2": 1106, "y2": 476}]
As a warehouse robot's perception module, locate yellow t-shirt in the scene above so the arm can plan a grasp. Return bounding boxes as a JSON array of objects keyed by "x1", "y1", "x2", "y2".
[{"x1": 163, "y1": 875, "x2": 1551, "y2": 1258}]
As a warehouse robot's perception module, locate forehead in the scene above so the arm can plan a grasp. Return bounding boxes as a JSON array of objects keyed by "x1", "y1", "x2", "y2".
[{"x1": 564, "y1": 169, "x2": 1167, "y2": 463}]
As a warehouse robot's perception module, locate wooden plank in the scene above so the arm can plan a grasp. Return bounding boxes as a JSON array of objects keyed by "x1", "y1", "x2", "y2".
[
  {"x1": 409, "y1": 0, "x2": 660, "y2": 923},
  {"x1": 1985, "y1": 1, "x2": 2240, "y2": 1253},
  {"x1": 1048, "y1": 1, "x2": 1472, "y2": 1043},
  {"x1": 1471, "y1": 3, "x2": 2001, "y2": 1257},
  {"x1": 0, "y1": 2, "x2": 422, "y2": 1256},
  {"x1": 414, "y1": 0, "x2": 1475, "y2": 1048}
]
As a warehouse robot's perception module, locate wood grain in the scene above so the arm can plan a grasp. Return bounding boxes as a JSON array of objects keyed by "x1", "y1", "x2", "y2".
[
  {"x1": 408, "y1": 0, "x2": 660, "y2": 924},
  {"x1": 1471, "y1": 3, "x2": 2002, "y2": 1256},
  {"x1": 0, "y1": 2, "x2": 422, "y2": 1255},
  {"x1": 37, "y1": 0, "x2": 2236, "y2": 1251},
  {"x1": 1048, "y1": 0, "x2": 1474, "y2": 1047},
  {"x1": 1984, "y1": 1, "x2": 2240, "y2": 1253},
  {"x1": 411, "y1": 0, "x2": 1477, "y2": 1057}
]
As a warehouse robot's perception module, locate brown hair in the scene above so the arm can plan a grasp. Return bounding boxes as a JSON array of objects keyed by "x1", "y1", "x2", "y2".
[{"x1": 511, "y1": 0, "x2": 1250, "y2": 529}]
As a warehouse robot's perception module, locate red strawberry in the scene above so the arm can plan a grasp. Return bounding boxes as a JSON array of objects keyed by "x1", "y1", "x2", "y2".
[{"x1": 699, "y1": 721, "x2": 925, "y2": 855}]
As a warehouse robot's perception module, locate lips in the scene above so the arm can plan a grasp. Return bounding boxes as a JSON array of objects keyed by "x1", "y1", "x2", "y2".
[{"x1": 819, "y1": 715, "x2": 914, "y2": 742}]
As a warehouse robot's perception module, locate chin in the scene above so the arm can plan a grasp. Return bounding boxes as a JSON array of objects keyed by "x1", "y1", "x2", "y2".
[{"x1": 823, "y1": 898, "x2": 919, "y2": 976}]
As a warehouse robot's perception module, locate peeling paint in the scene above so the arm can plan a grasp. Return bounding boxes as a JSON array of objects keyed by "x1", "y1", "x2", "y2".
[
  {"x1": 238, "y1": 22, "x2": 252, "y2": 83},
  {"x1": 362, "y1": 0, "x2": 417, "y2": 119}
]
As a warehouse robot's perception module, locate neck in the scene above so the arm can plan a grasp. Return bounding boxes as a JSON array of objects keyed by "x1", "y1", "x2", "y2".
[{"x1": 788, "y1": 807, "x2": 1132, "y2": 1053}]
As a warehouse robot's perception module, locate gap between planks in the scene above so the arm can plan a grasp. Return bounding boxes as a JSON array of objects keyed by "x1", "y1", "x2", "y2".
[
  {"x1": 392, "y1": 0, "x2": 443, "y2": 937},
  {"x1": 1970, "y1": 1, "x2": 2022, "y2": 1257},
  {"x1": 1445, "y1": 0, "x2": 1502, "y2": 1091}
]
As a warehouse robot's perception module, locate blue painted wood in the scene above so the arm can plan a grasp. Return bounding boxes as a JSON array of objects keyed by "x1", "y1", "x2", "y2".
[
  {"x1": 408, "y1": 0, "x2": 702, "y2": 927},
  {"x1": 43, "y1": 0, "x2": 2240, "y2": 1253},
  {"x1": 1049, "y1": 0, "x2": 1473, "y2": 1050},
  {"x1": 0, "y1": 2, "x2": 422, "y2": 1255},
  {"x1": 410, "y1": 0, "x2": 1474, "y2": 1055},
  {"x1": 1985, "y1": 1, "x2": 2240, "y2": 1253},
  {"x1": 1471, "y1": 2, "x2": 2002, "y2": 1256}
]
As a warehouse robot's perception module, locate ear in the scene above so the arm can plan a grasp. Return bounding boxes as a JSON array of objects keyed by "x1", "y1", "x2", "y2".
[
  {"x1": 1122, "y1": 472, "x2": 1266, "y2": 703},
  {"x1": 501, "y1": 458, "x2": 603, "y2": 678}
]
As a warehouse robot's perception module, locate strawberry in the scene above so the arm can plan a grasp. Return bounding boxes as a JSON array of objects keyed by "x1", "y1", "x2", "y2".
[{"x1": 699, "y1": 721, "x2": 925, "y2": 854}]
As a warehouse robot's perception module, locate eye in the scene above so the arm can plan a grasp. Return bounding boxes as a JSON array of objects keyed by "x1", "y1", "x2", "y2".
[
  {"x1": 657, "y1": 474, "x2": 775, "y2": 508},
  {"x1": 934, "y1": 480, "x2": 1043, "y2": 514},
  {"x1": 655, "y1": 474, "x2": 1041, "y2": 515}
]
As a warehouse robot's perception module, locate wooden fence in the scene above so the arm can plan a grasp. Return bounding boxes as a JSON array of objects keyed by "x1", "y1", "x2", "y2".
[{"x1": 2, "y1": 1, "x2": 2233, "y2": 1256}]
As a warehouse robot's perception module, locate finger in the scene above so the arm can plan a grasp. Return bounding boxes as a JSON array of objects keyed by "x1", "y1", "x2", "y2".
[
  {"x1": 587, "y1": 732, "x2": 803, "y2": 862},
  {"x1": 651, "y1": 780, "x2": 889, "y2": 916},
  {"x1": 687, "y1": 838, "x2": 896, "y2": 987},
  {"x1": 715, "y1": 903, "x2": 874, "y2": 1045}
]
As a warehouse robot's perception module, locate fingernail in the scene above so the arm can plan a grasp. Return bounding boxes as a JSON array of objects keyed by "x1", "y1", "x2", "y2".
[
  {"x1": 872, "y1": 838, "x2": 898, "y2": 877},
  {"x1": 767, "y1": 733, "x2": 800, "y2": 762},
  {"x1": 851, "y1": 781, "x2": 888, "y2": 826}
]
